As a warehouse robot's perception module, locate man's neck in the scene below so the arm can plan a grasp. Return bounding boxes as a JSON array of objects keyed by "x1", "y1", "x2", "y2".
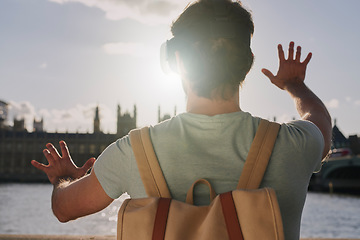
[{"x1": 186, "y1": 90, "x2": 241, "y2": 116}]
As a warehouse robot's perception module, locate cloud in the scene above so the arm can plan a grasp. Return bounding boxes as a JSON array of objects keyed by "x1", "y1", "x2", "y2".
[
  {"x1": 143, "y1": 1, "x2": 179, "y2": 16},
  {"x1": 40, "y1": 104, "x2": 116, "y2": 133},
  {"x1": 9, "y1": 101, "x2": 35, "y2": 116},
  {"x1": 326, "y1": 99, "x2": 339, "y2": 109},
  {"x1": 39, "y1": 62, "x2": 48, "y2": 69},
  {"x1": 6, "y1": 101, "x2": 117, "y2": 133},
  {"x1": 7, "y1": 101, "x2": 37, "y2": 130},
  {"x1": 48, "y1": 0, "x2": 182, "y2": 25},
  {"x1": 103, "y1": 42, "x2": 148, "y2": 57},
  {"x1": 345, "y1": 97, "x2": 360, "y2": 107}
]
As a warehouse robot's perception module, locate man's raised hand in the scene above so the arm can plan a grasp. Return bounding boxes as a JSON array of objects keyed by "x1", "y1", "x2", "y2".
[
  {"x1": 31, "y1": 141, "x2": 96, "y2": 185},
  {"x1": 262, "y1": 41, "x2": 312, "y2": 90}
]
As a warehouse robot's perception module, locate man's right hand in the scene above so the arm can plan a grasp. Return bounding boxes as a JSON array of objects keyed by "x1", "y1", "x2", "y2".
[
  {"x1": 31, "y1": 141, "x2": 112, "y2": 223},
  {"x1": 31, "y1": 141, "x2": 95, "y2": 185}
]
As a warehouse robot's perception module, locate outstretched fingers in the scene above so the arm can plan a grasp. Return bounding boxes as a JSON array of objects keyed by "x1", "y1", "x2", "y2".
[
  {"x1": 288, "y1": 41, "x2": 294, "y2": 60},
  {"x1": 59, "y1": 141, "x2": 71, "y2": 159},
  {"x1": 261, "y1": 68, "x2": 274, "y2": 80},
  {"x1": 46, "y1": 143, "x2": 61, "y2": 160},
  {"x1": 32, "y1": 141, "x2": 92, "y2": 183},
  {"x1": 287, "y1": 42, "x2": 311, "y2": 65},
  {"x1": 80, "y1": 157, "x2": 96, "y2": 173},
  {"x1": 302, "y1": 52, "x2": 312, "y2": 65},
  {"x1": 31, "y1": 160, "x2": 47, "y2": 172},
  {"x1": 295, "y1": 46, "x2": 301, "y2": 62},
  {"x1": 277, "y1": 44, "x2": 285, "y2": 62},
  {"x1": 43, "y1": 148, "x2": 55, "y2": 165}
]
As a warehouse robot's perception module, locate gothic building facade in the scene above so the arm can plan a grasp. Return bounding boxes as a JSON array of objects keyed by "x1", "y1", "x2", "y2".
[
  {"x1": 0, "y1": 102, "x2": 137, "y2": 182},
  {"x1": 0, "y1": 100, "x2": 8, "y2": 130},
  {"x1": 332, "y1": 119, "x2": 360, "y2": 155},
  {"x1": 117, "y1": 105, "x2": 137, "y2": 136}
]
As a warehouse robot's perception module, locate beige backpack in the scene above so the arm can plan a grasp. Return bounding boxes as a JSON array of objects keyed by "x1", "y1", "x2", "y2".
[{"x1": 117, "y1": 119, "x2": 284, "y2": 240}]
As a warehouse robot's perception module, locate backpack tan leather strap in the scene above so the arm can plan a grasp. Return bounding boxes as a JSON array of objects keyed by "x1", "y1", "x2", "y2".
[
  {"x1": 237, "y1": 119, "x2": 280, "y2": 190},
  {"x1": 129, "y1": 127, "x2": 171, "y2": 198}
]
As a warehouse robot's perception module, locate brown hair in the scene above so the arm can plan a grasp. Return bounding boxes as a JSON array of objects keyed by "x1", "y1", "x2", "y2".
[{"x1": 171, "y1": 0, "x2": 254, "y2": 99}]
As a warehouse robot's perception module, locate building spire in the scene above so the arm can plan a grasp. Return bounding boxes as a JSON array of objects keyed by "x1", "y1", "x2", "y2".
[{"x1": 94, "y1": 105, "x2": 101, "y2": 133}]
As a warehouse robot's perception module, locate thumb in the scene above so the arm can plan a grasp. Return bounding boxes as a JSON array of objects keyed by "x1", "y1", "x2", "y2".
[
  {"x1": 80, "y1": 157, "x2": 96, "y2": 173},
  {"x1": 261, "y1": 68, "x2": 275, "y2": 81}
]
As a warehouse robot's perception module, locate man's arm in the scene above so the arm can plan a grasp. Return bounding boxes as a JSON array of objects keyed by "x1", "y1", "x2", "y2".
[
  {"x1": 284, "y1": 82, "x2": 332, "y2": 158},
  {"x1": 31, "y1": 141, "x2": 113, "y2": 222},
  {"x1": 262, "y1": 41, "x2": 332, "y2": 158},
  {"x1": 52, "y1": 170, "x2": 113, "y2": 222}
]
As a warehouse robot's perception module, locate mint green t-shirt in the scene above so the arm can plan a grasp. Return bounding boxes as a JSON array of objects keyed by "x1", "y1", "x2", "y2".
[{"x1": 94, "y1": 111, "x2": 324, "y2": 240}]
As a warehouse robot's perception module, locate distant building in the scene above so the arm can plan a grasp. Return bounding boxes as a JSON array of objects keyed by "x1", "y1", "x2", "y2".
[
  {"x1": 94, "y1": 105, "x2": 101, "y2": 134},
  {"x1": 0, "y1": 100, "x2": 8, "y2": 129},
  {"x1": 331, "y1": 119, "x2": 360, "y2": 155},
  {"x1": 13, "y1": 118, "x2": 26, "y2": 132},
  {"x1": 117, "y1": 104, "x2": 137, "y2": 136},
  {"x1": 0, "y1": 104, "x2": 137, "y2": 182},
  {"x1": 349, "y1": 135, "x2": 360, "y2": 155},
  {"x1": 332, "y1": 119, "x2": 348, "y2": 149},
  {"x1": 158, "y1": 105, "x2": 177, "y2": 123},
  {"x1": 1, "y1": 100, "x2": 359, "y2": 182},
  {"x1": 33, "y1": 118, "x2": 44, "y2": 132}
]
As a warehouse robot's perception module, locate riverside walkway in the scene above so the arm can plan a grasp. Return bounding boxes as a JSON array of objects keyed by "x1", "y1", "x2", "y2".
[{"x1": 0, "y1": 235, "x2": 358, "y2": 240}]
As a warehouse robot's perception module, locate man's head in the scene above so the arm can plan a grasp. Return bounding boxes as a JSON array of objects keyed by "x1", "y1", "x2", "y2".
[{"x1": 168, "y1": 0, "x2": 254, "y2": 100}]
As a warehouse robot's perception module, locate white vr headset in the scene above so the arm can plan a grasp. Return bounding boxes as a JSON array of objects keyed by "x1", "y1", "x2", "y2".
[
  {"x1": 160, "y1": 39, "x2": 178, "y2": 74},
  {"x1": 159, "y1": 0, "x2": 250, "y2": 75}
]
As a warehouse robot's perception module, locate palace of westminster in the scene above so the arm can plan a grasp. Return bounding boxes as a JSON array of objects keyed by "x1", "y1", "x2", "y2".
[
  {"x1": 1, "y1": 99, "x2": 359, "y2": 182},
  {"x1": 0, "y1": 100, "x2": 173, "y2": 182}
]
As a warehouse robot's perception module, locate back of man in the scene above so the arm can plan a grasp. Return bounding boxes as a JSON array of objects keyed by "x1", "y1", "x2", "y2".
[
  {"x1": 31, "y1": 1, "x2": 331, "y2": 239},
  {"x1": 94, "y1": 111, "x2": 324, "y2": 240}
]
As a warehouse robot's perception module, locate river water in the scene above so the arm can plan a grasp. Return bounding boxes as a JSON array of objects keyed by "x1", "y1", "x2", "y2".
[{"x1": 0, "y1": 184, "x2": 359, "y2": 238}]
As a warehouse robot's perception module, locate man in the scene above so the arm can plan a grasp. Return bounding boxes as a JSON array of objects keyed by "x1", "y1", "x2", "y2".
[{"x1": 31, "y1": 0, "x2": 331, "y2": 239}]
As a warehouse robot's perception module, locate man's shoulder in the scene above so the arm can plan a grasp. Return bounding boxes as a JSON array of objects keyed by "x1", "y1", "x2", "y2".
[
  {"x1": 279, "y1": 120, "x2": 324, "y2": 143},
  {"x1": 274, "y1": 120, "x2": 325, "y2": 169}
]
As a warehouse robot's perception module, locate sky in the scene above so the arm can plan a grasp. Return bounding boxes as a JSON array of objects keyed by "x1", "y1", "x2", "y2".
[{"x1": 1, "y1": 0, "x2": 360, "y2": 136}]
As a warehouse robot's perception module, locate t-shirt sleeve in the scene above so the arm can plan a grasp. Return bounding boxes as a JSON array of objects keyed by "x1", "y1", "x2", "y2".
[
  {"x1": 282, "y1": 120, "x2": 325, "y2": 173},
  {"x1": 93, "y1": 135, "x2": 134, "y2": 199}
]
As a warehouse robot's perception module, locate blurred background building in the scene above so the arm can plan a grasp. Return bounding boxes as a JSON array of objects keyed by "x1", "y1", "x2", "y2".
[{"x1": 0, "y1": 100, "x2": 138, "y2": 182}]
